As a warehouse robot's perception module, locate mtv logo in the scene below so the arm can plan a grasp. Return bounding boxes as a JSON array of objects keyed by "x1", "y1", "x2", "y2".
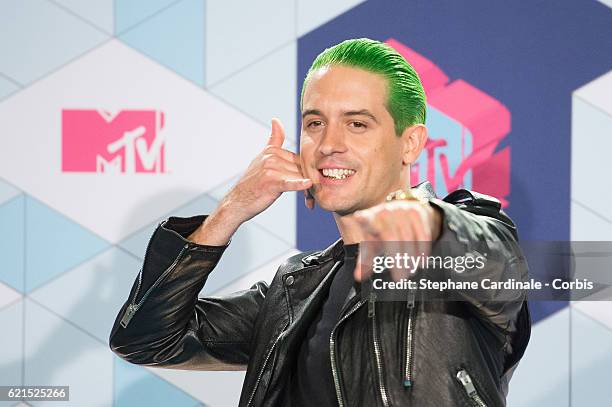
[
  {"x1": 62, "y1": 109, "x2": 166, "y2": 173},
  {"x1": 386, "y1": 39, "x2": 511, "y2": 207}
]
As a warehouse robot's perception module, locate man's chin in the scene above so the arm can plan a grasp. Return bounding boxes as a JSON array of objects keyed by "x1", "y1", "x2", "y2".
[{"x1": 315, "y1": 199, "x2": 358, "y2": 216}]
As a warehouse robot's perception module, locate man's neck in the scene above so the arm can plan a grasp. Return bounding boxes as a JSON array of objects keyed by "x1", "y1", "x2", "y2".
[{"x1": 334, "y1": 213, "x2": 363, "y2": 245}]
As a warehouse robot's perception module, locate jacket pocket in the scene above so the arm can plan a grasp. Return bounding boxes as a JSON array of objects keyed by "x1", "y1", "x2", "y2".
[{"x1": 455, "y1": 368, "x2": 488, "y2": 407}]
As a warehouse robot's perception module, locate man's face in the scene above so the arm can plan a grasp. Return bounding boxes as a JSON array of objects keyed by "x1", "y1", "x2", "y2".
[{"x1": 300, "y1": 65, "x2": 407, "y2": 215}]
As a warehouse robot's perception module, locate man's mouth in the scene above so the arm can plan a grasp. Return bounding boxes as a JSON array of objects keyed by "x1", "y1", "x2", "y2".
[{"x1": 319, "y1": 168, "x2": 356, "y2": 180}]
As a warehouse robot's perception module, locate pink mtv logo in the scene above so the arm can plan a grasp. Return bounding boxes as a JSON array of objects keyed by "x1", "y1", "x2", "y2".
[
  {"x1": 386, "y1": 39, "x2": 511, "y2": 207},
  {"x1": 62, "y1": 109, "x2": 166, "y2": 173}
]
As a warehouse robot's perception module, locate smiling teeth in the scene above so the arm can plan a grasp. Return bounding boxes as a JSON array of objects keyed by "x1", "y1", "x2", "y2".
[{"x1": 322, "y1": 168, "x2": 356, "y2": 179}]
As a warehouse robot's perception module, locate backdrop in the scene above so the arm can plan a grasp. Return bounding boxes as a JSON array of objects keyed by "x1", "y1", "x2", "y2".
[{"x1": 0, "y1": 0, "x2": 611, "y2": 406}]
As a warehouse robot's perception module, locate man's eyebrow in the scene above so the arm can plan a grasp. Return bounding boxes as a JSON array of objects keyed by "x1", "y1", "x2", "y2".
[
  {"x1": 301, "y1": 109, "x2": 379, "y2": 123},
  {"x1": 301, "y1": 109, "x2": 324, "y2": 119},
  {"x1": 343, "y1": 109, "x2": 379, "y2": 124}
]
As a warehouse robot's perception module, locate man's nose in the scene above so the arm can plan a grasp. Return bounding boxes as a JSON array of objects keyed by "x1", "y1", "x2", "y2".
[{"x1": 318, "y1": 123, "x2": 348, "y2": 156}]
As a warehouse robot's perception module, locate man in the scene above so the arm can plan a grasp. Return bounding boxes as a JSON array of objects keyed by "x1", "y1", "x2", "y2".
[{"x1": 110, "y1": 38, "x2": 530, "y2": 406}]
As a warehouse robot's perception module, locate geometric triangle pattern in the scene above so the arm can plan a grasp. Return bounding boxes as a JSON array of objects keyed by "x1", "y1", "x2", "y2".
[
  {"x1": 0, "y1": 281, "x2": 22, "y2": 311},
  {"x1": 28, "y1": 247, "x2": 141, "y2": 344},
  {"x1": 0, "y1": 195, "x2": 25, "y2": 293},
  {"x1": 0, "y1": 0, "x2": 109, "y2": 85},
  {"x1": 118, "y1": 0, "x2": 205, "y2": 86},
  {"x1": 204, "y1": 0, "x2": 295, "y2": 87},
  {"x1": 0, "y1": 178, "x2": 21, "y2": 206},
  {"x1": 296, "y1": 0, "x2": 367, "y2": 36},
  {"x1": 571, "y1": 71, "x2": 612, "y2": 240},
  {"x1": 209, "y1": 41, "x2": 298, "y2": 142},
  {"x1": 0, "y1": 75, "x2": 20, "y2": 103},
  {"x1": 25, "y1": 196, "x2": 110, "y2": 293},
  {"x1": 114, "y1": 0, "x2": 178, "y2": 35},
  {"x1": 114, "y1": 357, "x2": 203, "y2": 407},
  {"x1": 24, "y1": 298, "x2": 114, "y2": 406},
  {"x1": 572, "y1": 288, "x2": 612, "y2": 331},
  {"x1": 53, "y1": 0, "x2": 114, "y2": 34}
]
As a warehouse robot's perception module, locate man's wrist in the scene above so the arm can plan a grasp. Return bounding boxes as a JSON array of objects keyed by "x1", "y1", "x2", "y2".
[{"x1": 188, "y1": 204, "x2": 240, "y2": 246}]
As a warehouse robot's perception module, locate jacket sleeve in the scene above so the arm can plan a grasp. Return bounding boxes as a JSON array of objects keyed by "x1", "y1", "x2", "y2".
[
  {"x1": 108, "y1": 215, "x2": 267, "y2": 371},
  {"x1": 427, "y1": 190, "x2": 529, "y2": 337}
]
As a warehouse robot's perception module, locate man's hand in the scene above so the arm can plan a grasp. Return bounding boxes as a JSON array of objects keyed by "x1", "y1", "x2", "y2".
[
  {"x1": 189, "y1": 118, "x2": 312, "y2": 245},
  {"x1": 348, "y1": 200, "x2": 443, "y2": 282}
]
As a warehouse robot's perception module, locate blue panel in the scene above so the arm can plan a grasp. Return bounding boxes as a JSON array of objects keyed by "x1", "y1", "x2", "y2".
[
  {"x1": 119, "y1": 0, "x2": 205, "y2": 86},
  {"x1": 0, "y1": 0, "x2": 108, "y2": 85},
  {"x1": 114, "y1": 0, "x2": 178, "y2": 34},
  {"x1": 25, "y1": 197, "x2": 110, "y2": 292},
  {"x1": 0, "y1": 196, "x2": 25, "y2": 292},
  {"x1": 114, "y1": 357, "x2": 200, "y2": 407}
]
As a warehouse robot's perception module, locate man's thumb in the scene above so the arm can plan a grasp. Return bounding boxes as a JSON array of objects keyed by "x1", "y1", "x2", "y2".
[{"x1": 267, "y1": 118, "x2": 285, "y2": 148}]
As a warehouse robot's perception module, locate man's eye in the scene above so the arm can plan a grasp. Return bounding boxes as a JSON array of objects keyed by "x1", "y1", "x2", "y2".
[
  {"x1": 350, "y1": 121, "x2": 366, "y2": 129},
  {"x1": 308, "y1": 120, "x2": 323, "y2": 128}
]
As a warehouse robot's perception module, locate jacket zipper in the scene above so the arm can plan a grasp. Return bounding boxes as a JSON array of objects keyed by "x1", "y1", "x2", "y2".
[
  {"x1": 120, "y1": 242, "x2": 189, "y2": 327},
  {"x1": 330, "y1": 297, "x2": 368, "y2": 407},
  {"x1": 369, "y1": 292, "x2": 391, "y2": 407},
  {"x1": 246, "y1": 322, "x2": 289, "y2": 407},
  {"x1": 456, "y1": 369, "x2": 487, "y2": 407},
  {"x1": 403, "y1": 288, "x2": 416, "y2": 388}
]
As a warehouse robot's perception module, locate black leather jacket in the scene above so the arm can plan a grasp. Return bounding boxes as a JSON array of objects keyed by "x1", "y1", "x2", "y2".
[{"x1": 109, "y1": 182, "x2": 531, "y2": 407}]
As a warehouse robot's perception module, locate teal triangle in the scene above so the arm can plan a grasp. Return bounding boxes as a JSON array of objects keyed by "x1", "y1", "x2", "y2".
[
  {"x1": 0, "y1": 195, "x2": 25, "y2": 292},
  {"x1": 118, "y1": 0, "x2": 205, "y2": 86},
  {"x1": 114, "y1": 357, "x2": 201, "y2": 407},
  {"x1": 25, "y1": 196, "x2": 110, "y2": 292},
  {"x1": 114, "y1": 0, "x2": 177, "y2": 34}
]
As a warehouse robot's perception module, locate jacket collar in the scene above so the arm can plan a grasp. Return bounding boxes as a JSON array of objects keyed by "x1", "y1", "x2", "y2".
[{"x1": 301, "y1": 180, "x2": 437, "y2": 266}]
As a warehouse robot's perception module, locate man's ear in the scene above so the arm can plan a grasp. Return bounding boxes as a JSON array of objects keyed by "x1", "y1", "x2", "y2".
[{"x1": 400, "y1": 124, "x2": 428, "y2": 165}]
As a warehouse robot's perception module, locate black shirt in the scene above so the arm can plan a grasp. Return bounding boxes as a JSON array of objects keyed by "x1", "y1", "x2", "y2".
[{"x1": 289, "y1": 243, "x2": 359, "y2": 406}]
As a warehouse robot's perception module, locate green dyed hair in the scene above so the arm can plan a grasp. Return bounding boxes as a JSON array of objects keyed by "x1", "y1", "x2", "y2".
[{"x1": 300, "y1": 38, "x2": 426, "y2": 136}]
